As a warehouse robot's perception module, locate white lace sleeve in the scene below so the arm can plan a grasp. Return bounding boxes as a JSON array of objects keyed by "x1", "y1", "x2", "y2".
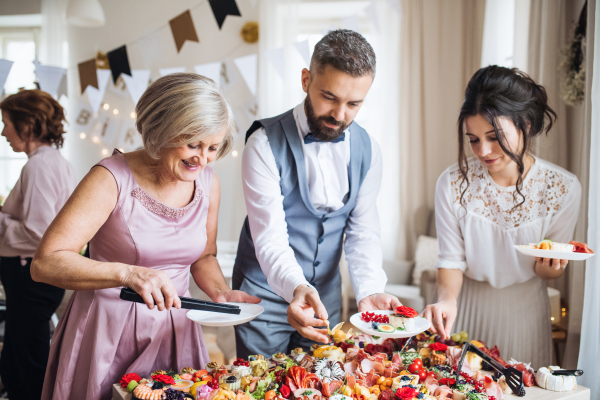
[
  {"x1": 543, "y1": 175, "x2": 582, "y2": 244},
  {"x1": 434, "y1": 169, "x2": 467, "y2": 272}
]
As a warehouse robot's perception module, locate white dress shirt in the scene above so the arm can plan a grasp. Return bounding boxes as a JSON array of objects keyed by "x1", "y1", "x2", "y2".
[
  {"x1": 0, "y1": 146, "x2": 77, "y2": 258},
  {"x1": 242, "y1": 101, "x2": 386, "y2": 304},
  {"x1": 434, "y1": 157, "x2": 581, "y2": 287}
]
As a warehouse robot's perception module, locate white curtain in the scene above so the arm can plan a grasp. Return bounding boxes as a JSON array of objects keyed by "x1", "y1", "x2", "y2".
[{"x1": 578, "y1": 0, "x2": 599, "y2": 395}]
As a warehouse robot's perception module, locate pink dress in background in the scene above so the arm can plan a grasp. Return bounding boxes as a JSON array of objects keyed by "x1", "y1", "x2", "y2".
[{"x1": 42, "y1": 150, "x2": 212, "y2": 400}]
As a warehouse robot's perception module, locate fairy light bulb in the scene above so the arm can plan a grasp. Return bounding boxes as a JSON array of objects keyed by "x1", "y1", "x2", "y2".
[
  {"x1": 92, "y1": 136, "x2": 100, "y2": 143},
  {"x1": 102, "y1": 149, "x2": 108, "y2": 155},
  {"x1": 232, "y1": 151, "x2": 238, "y2": 157},
  {"x1": 113, "y1": 109, "x2": 119, "y2": 115},
  {"x1": 130, "y1": 112, "x2": 136, "y2": 119},
  {"x1": 102, "y1": 103, "x2": 109, "y2": 110},
  {"x1": 79, "y1": 133, "x2": 86, "y2": 139}
]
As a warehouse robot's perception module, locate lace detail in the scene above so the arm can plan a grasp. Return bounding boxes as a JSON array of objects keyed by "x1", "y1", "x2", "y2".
[
  {"x1": 131, "y1": 186, "x2": 203, "y2": 218},
  {"x1": 449, "y1": 160, "x2": 574, "y2": 229}
]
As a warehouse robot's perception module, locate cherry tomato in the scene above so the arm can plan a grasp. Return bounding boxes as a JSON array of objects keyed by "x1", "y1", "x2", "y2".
[
  {"x1": 426, "y1": 371, "x2": 436, "y2": 380},
  {"x1": 412, "y1": 358, "x2": 423, "y2": 368},
  {"x1": 265, "y1": 390, "x2": 277, "y2": 400},
  {"x1": 417, "y1": 369, "x2": 427, "y2": 383},
  {"x1": 407, "y1": 363, "x2": 421, "y2": 374}
]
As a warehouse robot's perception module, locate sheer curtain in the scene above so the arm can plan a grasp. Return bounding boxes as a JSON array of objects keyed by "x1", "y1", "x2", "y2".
[{"x1": 578, "y1": 0, "x2": 599, "y2": 395}]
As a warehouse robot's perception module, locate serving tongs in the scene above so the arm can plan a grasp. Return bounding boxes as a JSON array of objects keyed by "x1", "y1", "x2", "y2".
[
  {"x1": 552, "y1": 369, "x2": 584, "y2": 376},
  {"x1": 119, "y1": 288, "x2": 241, "y2": 314},
  {"x1": 454, "y1": 342, "x2": 525, "y2": 397}
]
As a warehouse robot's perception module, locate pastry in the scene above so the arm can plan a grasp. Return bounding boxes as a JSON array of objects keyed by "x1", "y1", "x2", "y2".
[{"x1": 392, "y1": 374, "x2": 419, "y2": 389}]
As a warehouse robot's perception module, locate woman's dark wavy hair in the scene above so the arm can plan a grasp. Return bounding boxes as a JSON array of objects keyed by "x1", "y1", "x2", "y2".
[
  {"x1": 457, "y1": 65, "x2": 557, "y2": 209},
  {"x1": 0, "y1": 89, "x2": 67, "y2": 148}
]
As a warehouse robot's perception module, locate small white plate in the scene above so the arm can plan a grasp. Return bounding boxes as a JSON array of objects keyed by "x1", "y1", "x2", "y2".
[
  {"x1": 349, "y1": 310, "x2": 430, "y2": 338},
  {"x1": 186, "y1": 302, "x2": 264, "y2": 326},
  {"x1": 514, "y1": 245, "x2": 595, "y2": 261}
]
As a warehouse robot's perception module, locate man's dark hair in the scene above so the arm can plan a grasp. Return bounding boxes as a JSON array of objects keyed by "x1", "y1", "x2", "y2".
[{"x1": 310, "y1": 29, "x2": 376, "y2": 78}]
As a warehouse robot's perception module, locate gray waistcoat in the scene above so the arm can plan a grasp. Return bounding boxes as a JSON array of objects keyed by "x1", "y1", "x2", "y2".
[{"x1": 233, "y1": 109, "x2": 372, "y2": 298}]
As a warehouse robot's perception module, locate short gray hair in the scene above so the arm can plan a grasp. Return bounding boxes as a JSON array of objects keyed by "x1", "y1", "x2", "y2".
[
  {"x1": 136, "y1": 73, "x2": 235, "y2": 160},
  {"x1": 310, "y1": 29, "x2": 376, "y2": 78}
]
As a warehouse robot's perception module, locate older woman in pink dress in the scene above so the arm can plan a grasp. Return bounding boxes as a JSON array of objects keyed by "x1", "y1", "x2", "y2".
[{"x1": 32, "y1": 73, "x2": 260, "y2": 400}]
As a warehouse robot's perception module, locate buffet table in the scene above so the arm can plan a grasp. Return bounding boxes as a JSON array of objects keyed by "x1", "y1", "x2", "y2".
[{"x1": 112, "y1": 381, "x2": 590, "y2": 400}]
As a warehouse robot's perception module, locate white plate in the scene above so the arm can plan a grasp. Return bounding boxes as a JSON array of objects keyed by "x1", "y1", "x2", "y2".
[
  {"x1": 349, "y1": 310, "x2": 430, "y2": 338},
  {"x1": 186, "y1": 302, "x2": 264, "y2": 327},
  {"x1": 514, "y1": 245, "x2": 595, "y2": 261}
]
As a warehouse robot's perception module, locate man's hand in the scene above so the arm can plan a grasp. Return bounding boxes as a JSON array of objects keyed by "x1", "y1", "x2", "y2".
[
  {"x1": 287, "y1": 285, "x2": 330, "y2": 343},
  {"x1": 422, "y1": 299, "x2": 457, "y2": 340},
  {"x1": 213, "y1": 289, "x2": 262, "y2": 304},
  {"x1": 358, "y1": 293, "x2": 402, "y2": 312}
]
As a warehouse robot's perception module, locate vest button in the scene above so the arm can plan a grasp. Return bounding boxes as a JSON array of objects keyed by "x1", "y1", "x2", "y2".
[
  {"x1": 314, "y1": 260, "x2": 321, "y2": 267},
  {"x1": 318, "y1": 237, "x2": 324, "y2": 244}
]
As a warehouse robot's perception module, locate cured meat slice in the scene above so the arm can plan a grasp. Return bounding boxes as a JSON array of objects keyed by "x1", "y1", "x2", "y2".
[
  {"x1": 379, "y1": 389, "x2": 395, "y2": 400},
  {"x1": 364, "y1": 370, "x2": 380, "y2": 388},
  {"x1": 356, "y1": 350, "x2": 370, "y2": 363},
  {"x1": 423, "y1": 375, "x2": 439, "y2": 394},
  {"x1": 434, "y1": 385, "x2": 454, "y2": 399},
  {"x1": 569, "y1": 241, "x2": 594, "y2": 253},
  {"x1": 383, "y1": 338, "x2": 398, "y2": 353},
  {"x1": 302, "y1": 374, "x2": 321, "y2": 390},
  {"x1": 372, "y1": 353, "x2": 387, "y2": 363},
  {"x1": 483, "y1": 376, "x2": 504, "y2": 399},
  {"x1": 322, "y1": 380, "x2": 344, "y2": 397},
  {"x1": 361, "y1": 359, "x2": 385, "y2": 375},
  {"x1": 344, "y1": 361, "x2": 360, "y2": 374},
  {"x1": 300, "y1": 355, "x2": 314, "y2": 371},
  {"x1": 345, "y1": 373, "x2": 356, "y2": 389},
  {"x1": 391, "y1": 352, "x2": 403, "y2": 366},
  {"x1": 345, "y1": 347, "x2": 360, "y2": 362},
  {"x1": 512, "y1": 363, "x2": 535, "y2": 387}
]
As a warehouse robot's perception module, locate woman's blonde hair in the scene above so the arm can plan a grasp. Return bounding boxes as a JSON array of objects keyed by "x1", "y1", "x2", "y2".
[{"x1": 135, "y1": 73, "x2": 235, "y2": 159}]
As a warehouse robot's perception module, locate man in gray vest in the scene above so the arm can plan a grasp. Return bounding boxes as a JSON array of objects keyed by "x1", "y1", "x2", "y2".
[{"x1": 233, "y1": 29, "x2": 400, "y2": 358}]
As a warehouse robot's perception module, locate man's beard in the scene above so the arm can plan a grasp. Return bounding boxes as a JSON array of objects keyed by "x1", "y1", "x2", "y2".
[{"x1": 304, "y1": 92, "x2": 350, "y2": 142}]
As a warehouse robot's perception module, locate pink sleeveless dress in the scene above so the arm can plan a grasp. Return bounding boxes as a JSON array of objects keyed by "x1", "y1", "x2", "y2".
[{"x1": 42, "y1": 150, "x2": 211, "y2": 400}]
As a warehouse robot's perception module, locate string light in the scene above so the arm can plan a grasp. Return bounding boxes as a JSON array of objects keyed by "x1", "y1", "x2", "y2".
[
  {"x1": 102, "y1": 103, "x2": 110, "y2": 110},
  {"x1": 551, "y1": 317, "x2": 555, "y2": 321},
  {"x1": 79, "y1": 133, "x2": 86, "y2": 139},
  {"x1": 102, "y1": 149, "x2": 108, "y2": 155},
  {"x1": 113, "y1": 109, "x2": 119, "y2": 115},
  {"x1": 92, "y1": 136, "x2": 100, "y2": 143},
  {"x1": 232, "y1": 150, "x2": 238, "y2": 157},
  {"x1": 130, "y1": 112, "x2": 136, "y2": 119}
]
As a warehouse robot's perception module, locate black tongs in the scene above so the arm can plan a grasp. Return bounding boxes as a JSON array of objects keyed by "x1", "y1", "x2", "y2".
[
  {"x1": 119, "y1": 288, "x2": 241, "y2": 314},
  {"x1": 454, "y1": 342, "x2": 525, "y2": 397}
]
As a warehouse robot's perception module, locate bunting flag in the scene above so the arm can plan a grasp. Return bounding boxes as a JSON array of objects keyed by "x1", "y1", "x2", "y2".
[
  {"x1": 294, "y1": 40, "x2": 311, "y2": 67},
  {"x1": 90, "y1": 107, "x2": 120, "y2": 146},
  {"x1": 0, "y1": 59, "x2": 13, "y2": 95},
  {"x1": 208, "y1": 0, "x2": 241, "y2": 29},
  {"x1": 78, "y1": 58, "x2": 98, "y2": 94},
  {"x1": 73, "y1": 102, "x2": 95, "y2": 134},
  {"x1": 342, "y1": 14, "x2": 360, "y2": 32},
  {"x1": 138, "y1": 30, "x2": 165, "y2": 69},
  {"x1": 364, "y1": 2, "x2": 380, "y2": 33},
  {"x1": 107, "y1": 45, "x2": 132, "y2": 84},
  {"x1": 265, "y1": 47, "x2": 285, "y2": 80},
  {"x1": 122, "y1": 69, "x2": 151, "y2": 106},
  {"x1": 34, "y1": 62, "x2": 67, "y2": 99},
  {"x1": 233, "y1": 54, "x2": 257, "y2": 96},
  {"x1": 117, "y1": 118, "x2": 143, "y2": 151},
  {"x1": 169, "y1": 10, "x2": 200, "y2": 52},
  {"x1": 194, "y1": 62, "x2": 222, "y2": 86},
  {"x1": 85, "y1": 69, "x2": 111, "y2": 114},
  {"x1": 159, "y1": 67, "x2": 186, "y2": 77},
  {"x1": 57, "y1": 73, "x2": 68, "y2": 100}
]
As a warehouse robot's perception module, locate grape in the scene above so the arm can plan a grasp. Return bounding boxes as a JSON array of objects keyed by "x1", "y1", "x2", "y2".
[
  {"x1": 451, "y1": 333, "x2": 461, "y2": 342},
  {"x1": 433, "y1": 335, "x2": 442, "y2": 342},
  {"x1": 460, "y1": 331, "x2": 468, "y2": 340},
  {"x1": 446, "y1": 339, "x2": 457, "y2": 346}
]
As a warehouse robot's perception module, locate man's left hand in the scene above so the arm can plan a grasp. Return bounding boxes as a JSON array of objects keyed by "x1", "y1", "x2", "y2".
[{"x1": 358, "y1": 293, "x2": 402, "y2": 312}]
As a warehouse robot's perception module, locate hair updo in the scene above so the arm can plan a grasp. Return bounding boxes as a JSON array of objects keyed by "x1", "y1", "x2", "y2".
[
  {"x1": 0, "y1": 89, "x2": 67, "y2": 148},
  {"x1": 457, "y1": 65, "x2": 557, "y2": 208}
]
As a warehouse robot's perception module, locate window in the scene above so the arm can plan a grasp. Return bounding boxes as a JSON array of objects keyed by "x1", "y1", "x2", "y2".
[{"x1": 0, "y1": 28, "x2": 39, "y2": 198}]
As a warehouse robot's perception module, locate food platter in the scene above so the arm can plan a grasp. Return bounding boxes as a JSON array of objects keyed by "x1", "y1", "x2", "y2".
[
  {"x1": 186, "y1": 302, "x2": 264, "y2": 326},
  {"x1": 349, "y1": 310, "x2": 430, "y2": 338},
  {"x1": 514, "y1": 245, "x2": 595, "y2": 261}
]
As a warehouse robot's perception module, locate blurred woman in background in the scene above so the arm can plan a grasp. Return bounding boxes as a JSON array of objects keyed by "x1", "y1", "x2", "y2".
[{"x1": 0, "y1": 90, "x2": 76, "y2": 400}]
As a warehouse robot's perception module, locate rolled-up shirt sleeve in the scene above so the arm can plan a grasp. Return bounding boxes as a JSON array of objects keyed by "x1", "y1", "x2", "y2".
[
  {"x1": 242, "y1": 129, "x2": 310, "y2": 303},
  {"x1": 434, "y1": 170, "x2": 468, "y2": 272},
  {"x1": 0, "y1": 157, "x2": 64, "y2": 257},
  {"x1": 344, "y1": 138, "x2": 387, "y2": 304}
]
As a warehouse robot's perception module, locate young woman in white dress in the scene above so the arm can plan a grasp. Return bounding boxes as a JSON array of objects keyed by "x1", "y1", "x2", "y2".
[{"x1": 423, "y1": 66, "x2": 581, "y2": 368}]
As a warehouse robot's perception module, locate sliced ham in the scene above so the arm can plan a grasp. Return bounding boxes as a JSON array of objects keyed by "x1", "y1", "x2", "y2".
[
  {"x1": 322, "y1": 380, "x2": 344, "y2": 397},
  {"x1": 372, "y1": 353, "x2": 388, "y2": 363},
  {"x1": 434, "y1": 385, "x2": 454, "y2": 399},
  {"x1": 364, "y1": 370, "x2": 380, "y2": 387},
  {"x1": 345, "y1": 347, "x2": 360, "y2": 362},
  {"x1": 391, "y1": 352, "x2": 403, "y2": 366},
  {"x1": 424, "y1": 375, "x2": 439, "y2": 394},
  {"x1": 379, "y1": 389, "x2": 395, "y2": 400},
  {"x1": 344, "y1": 361, "x2": 360, "y2": 374},
  {"x1": 361, "y1": 359, "x2": 385, "y2": 375},
  {"x1": 356, "y1": 350, "x2": 370, "y2": 364},
  {"x1": 345, "y1": 373, "x2": 356, "y2": 388},
  {"x1": 483, "y1": 376, "x2": 504, "y2": 399},
  {"x1": 511, "y1": 363, "x2": 535, "y2": 387}
]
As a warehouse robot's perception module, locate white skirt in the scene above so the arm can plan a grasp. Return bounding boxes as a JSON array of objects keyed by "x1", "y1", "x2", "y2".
[{"x1": 453, "y1": 276, "x2": 552, "y2": 370}]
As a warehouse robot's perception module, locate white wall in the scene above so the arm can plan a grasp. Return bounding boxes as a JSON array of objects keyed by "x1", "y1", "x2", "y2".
[{"x1": 64, "y1": 0, "x2": 258, "y2": 242}]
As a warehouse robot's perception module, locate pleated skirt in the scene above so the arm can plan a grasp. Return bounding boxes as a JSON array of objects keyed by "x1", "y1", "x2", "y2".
[{"x1": 453, "y1": 276, "x2": 552, "y2": 370}]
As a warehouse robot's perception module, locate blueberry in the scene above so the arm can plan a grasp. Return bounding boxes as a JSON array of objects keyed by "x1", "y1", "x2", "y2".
[
  {"x1": 226, "y1": 376, "x2": 237, "y2": 383},
  {"x1": 249, "y1": 356, "x2": 256, "y2": 361},
  {"x1": 417, "y1": 394, "x2": 424, "y2": 399}
]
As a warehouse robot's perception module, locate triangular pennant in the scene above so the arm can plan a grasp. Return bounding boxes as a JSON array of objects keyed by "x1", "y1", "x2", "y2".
[
  {"x1": 208, "y1": 0, "x2": 241, "y2": 29},
  {"x1": 78, "y1": 58, "x2": 98, "y2": 94},
  {"x1": 0, "y1": 59, "x2": 14, "y2": 95},
  {"x1": 265, "y1": 47, "x2": 286, "y2": 80},
  {"x1": 233, "y1": 54, "x2": 257, "y2": 96},
  {"x1": 364, "y1": 2, "x2": 380, "y2": 33},
  {"x1": 385, "y1": 0, "x2": 401, "y2": 15},
  {"x1": 122, "y1": 69, "x2": 151, "y2": 106},
  {"x1": 57, "y1": 73, "x2": 68, "y2": 100},
  {"x1": 107, "y1": 45, "x2": 132, "y2": 84},
  {"x1": 342, "y1": 14, "x2": 360, "y2": 32},
  {"x1": 85, "y1": 69, "x2": 111, "y2": 114},
  {"x1": 159, "y1": 67, "x2": 186, "y2": 77},
  {"x1": 194, "y1": 62, "x2": 222, "y2": 87},
  {"x1": 169, "y1": 10, "x2": 200, "y2": 52},
  {"x1": 293, "y1": 40, "x2": 311, "y2": 67},
  {"x1": 34, "y1": 63, "x2": 67, "y2": 99}
]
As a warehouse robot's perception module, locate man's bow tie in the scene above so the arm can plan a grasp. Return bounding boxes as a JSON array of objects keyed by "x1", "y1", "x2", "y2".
[{"x1": 303, "y1": 132, "x2": 346, "y2": 144}]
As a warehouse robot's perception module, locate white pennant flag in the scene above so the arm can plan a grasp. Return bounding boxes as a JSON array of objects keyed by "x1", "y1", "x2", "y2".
[
  {"x1": 194, "y1": 62, "x2": 221, "y2": 87},
  {"x1": 85, "y1": 69, "x2": 111, "y2": 114},
  {"x1": 364, "y1": 2, "x2": 380, "y2": 33},
  {"x1": 159, "y1": 67, "x2": 185, "y2": 77},
  {"x1": 342, "y1": 14, "x2": 360, "y2": 32},
  {"x1": 385, "y1": 0, "x2": 401, "y2": 15},
  {"x1": 265, "y1": 47, "x2": 286, "y2": 80},
  {"x1": 57, "y1": 73, "x2": 68, "y2": 100},
  {"x1": 294, "y1": 40, "x2": 311, "y2": 67},
  {"x1": 35, "y1": 63, "x2": 67, "y2": 99},
  {"x1": 122, "y1": 69, "x2": 151, "y2": 106},
  {"x1": 233, "y1": 54, "x2": 257, "y2": 96},
  {"x1": 0, "y1": 59, "x2": 14, "y2": 95},
  {"x1": 90, "y1": 108, "x2": 120, "y2": 146}
]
